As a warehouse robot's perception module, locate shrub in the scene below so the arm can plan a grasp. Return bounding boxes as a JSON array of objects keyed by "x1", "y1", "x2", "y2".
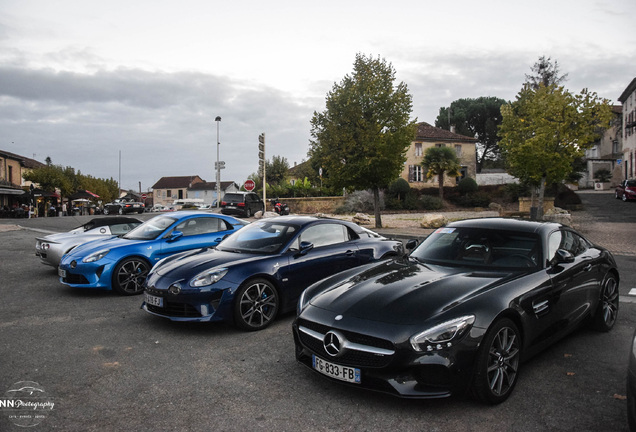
[
  {"x1": 334, "y1": 190, "x2": 384, "y2": 214},
  {"x1": 388, "y1": 178, "x2": 410, "y2": 200},
  {"x1": 418, "y1": 195, "x2": 444, "y2": 210},
  {"x1": 457, "y1": 177, "x2": 478, "y2": 195},
  {"x1": 503, "y1": 183, "x2": 530, "y2": 203},
  {"x1": 449, "y1": 191, "x2": 491, "y2": 208}
]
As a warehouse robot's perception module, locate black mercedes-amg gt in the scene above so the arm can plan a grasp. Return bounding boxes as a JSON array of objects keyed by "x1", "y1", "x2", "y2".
[{"x1": 293, "y1": 218, "x2": 619, "y2": 404}]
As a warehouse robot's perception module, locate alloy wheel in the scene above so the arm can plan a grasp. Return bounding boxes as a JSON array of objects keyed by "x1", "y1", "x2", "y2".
[
  {"x1": 486, "y1": 326, "x2": 520, "y2": 398},
  {"x1": 236, "y1": 280, "x2": 278, "y2": 330}
]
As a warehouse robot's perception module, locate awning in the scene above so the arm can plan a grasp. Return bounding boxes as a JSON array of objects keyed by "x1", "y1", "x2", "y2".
[{"x1": 0, "y1": 188, "x2": 26, "y2": 195}]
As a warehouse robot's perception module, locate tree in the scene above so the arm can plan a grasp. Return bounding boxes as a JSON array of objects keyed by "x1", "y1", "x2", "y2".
[
  {"x1": 499, "y1": 83, "x2": 613, "y2": 218},
  {"x1": 525, "y1": 56, "x2": 568, "y2": 89},
  {"x1": 309, "y1": 53, "x2": 417, "y2": 228},
  {"x1": 435, "y1": 97, "x2": 507, "y2": 172},
  {"x1": 265, "y1": 155, "x2": 290, "y2": 186},
  {"x1": 421, "y1": 146, "x2": 461, "y2": 200}
]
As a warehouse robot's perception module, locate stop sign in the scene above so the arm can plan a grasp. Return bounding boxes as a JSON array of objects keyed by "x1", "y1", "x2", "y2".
[{"x1": 244, "y1": 180, "x2": 255, "y2": 191}]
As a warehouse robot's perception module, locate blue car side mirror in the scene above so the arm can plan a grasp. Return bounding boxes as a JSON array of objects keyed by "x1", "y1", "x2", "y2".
[{"x1": 167, "y1": 230, "x2": 184, "y2": 242}]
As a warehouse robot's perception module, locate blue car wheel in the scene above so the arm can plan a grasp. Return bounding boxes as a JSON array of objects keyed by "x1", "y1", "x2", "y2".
[
  {"x1": 112, "y1": 257, "x2": 151, "y2": 295},
  {"x1": 233, "y1": 278, "x2": 279, "y2": 331}
]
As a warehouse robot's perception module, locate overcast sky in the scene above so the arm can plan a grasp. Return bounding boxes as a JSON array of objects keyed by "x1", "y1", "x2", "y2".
[{"x1": 1, "y1": 0, "x2": 634, "y2": 192}]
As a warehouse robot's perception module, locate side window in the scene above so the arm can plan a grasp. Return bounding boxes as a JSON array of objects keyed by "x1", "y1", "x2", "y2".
[
  {"x1": 110, "y1": 223, "x2": 136, "y2": 236},
  {"x1": 300, "y1": 224, "x2": 348, "y2": 248},
  {"x1": 548, "y1": 231, "x2": 562, "y2": 262},
  {"x1": 550, "y1": 230, "x2": 588, "y2": 258},
  {"x1": 174, "y1": 218, "x2": 222, "y2": 237}
]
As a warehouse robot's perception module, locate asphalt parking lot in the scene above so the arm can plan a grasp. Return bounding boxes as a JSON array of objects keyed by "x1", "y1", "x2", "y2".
[{"x1": 1, "y1": 191, "x2": 635, "y2": 431}]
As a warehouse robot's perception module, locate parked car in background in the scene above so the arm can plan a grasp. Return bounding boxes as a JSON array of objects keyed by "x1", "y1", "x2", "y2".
[
  {"x1": 58, "y1": 212, "x2": 248, "y2": 295},
  {"x1": 35, "y1": 217, "x2": 142, "y2": 266},
  {"x1": 294, "y1": 218, "x2": 619, "y2": 404},
  {"x1": 220, "y1": 192, "x2": 264, "y2": 218},
  {"x1": 615, "y1": 179, "x2": 636, "y2": 202},
  {"x1": 142, "y1": 216, "x2": 404, "y2": 331},
  {"x1": 103, "y1": 199, "x2": 145, "y2": 214}
]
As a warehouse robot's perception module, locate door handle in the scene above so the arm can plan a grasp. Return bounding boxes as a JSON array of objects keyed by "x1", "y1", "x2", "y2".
[{"x1": 345, "y1": 250, "x2": 355, "y2": 256}]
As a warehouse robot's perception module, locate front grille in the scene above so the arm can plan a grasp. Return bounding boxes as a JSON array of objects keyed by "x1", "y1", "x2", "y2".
[
  {"x1": 146, "y1": 302, "x2": 201, "y2": 318},
  {"x1": 298, "y1": 319, "x2": 395, "y2": 368},
  {"x1": 63, "y1": 273, "x2": 89, "y2": 284}
]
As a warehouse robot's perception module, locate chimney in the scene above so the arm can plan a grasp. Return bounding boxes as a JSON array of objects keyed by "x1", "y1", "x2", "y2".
[{"x1": 450, "y1": 125, "x2": 456, "y2": 133}]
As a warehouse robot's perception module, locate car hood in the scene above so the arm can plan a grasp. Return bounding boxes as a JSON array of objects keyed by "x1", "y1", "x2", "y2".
[
  {"x1": 152, "y1": 248, "x2": 274, "y2": 280},
  {"x1": 307, "y1": 258, "x2": 519, "y2": 325},
  {"x1": 65, "y1": 235, "x2": 147, "y2": 258}
]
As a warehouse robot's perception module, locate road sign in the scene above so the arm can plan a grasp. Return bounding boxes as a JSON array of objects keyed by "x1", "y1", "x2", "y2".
[
  {"x1": 244, "y1": 179, "x2": 255, "y2": 191},
  {"x1": 141, "y1": 194, "x2": 147, "y2": 200},
  {"x1": 215, "y1": 161, "x2": 226, "y2": 169}
]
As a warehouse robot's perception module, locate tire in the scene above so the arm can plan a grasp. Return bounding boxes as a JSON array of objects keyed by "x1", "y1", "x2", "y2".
[
  {"x1": 615, "y1": 191, "x2": 620, "y2": 200},
  {"x1": 593, "y1": 274, "x2": 619, "y2": 332},
  {"x1": 118, "y1": 207, "x2": 123, "y2": 215},
  {"x1": 111, "y1": 257, "x2": 150, "y2": 295},
  {"x1": 245, "y1": 207, "x2": 252, "y2": 218},
  {"x1": 472, "y1": 318, "x2": 521, "y2": 405},
  {"x1": 233, "y1": 278, "x2": 279, "y2": 331},
  {"x1": 103, "y1": 208, "x2": 109, "y2": 215}
]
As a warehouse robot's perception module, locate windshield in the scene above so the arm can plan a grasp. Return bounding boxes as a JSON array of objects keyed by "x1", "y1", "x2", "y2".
[
  {"x1": 217, "y1": 221, "x2": 299, "y2": 254},
  {"x1": 411, "y1": 227, "x2": 541, "y2": 269},
  {"x1": 123, "y1": 215, "x2": 177, "y2": 240}
]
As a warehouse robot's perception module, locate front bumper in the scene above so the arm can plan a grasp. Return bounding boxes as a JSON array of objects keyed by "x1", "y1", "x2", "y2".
[
  {"x1": 292, "y1": 311, "x2": 482, "y2": 399},
  {"x1": 141, "y1": 285, "x2": 234, "y2": 322},
  {"x1": 58, "y1": 259, "x2": 115, "y2": 290}
]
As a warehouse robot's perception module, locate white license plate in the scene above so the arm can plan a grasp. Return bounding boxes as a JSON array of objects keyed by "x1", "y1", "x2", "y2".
[
  {"x1": 58, "y1": 268, "x2": 66, "y2": 278},
  {"x1": 145, "y1": 293, "x2": 163, "y2": 307},
  {"x1": 312, "y1": 355, "x2": 360, "y2": 384}
]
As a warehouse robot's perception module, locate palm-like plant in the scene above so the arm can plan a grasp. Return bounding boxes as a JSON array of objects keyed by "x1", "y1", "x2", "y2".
[{"x1": 421, "y1": 146, "x2": 460, "y2": 200}]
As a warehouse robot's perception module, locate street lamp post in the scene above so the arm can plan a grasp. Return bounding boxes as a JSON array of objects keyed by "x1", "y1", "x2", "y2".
[{"x1": 215, "y1": 116, "x2": 221, "y2": 208}]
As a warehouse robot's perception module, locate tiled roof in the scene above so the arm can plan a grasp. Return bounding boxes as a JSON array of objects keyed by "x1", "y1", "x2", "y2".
[
  {"x1": 0, "y1": 149, "x2": 45, "y2": 169},
  {"x1": 415, "y1": 122, "x2": 477, "y2": 143},
  {"x1": 152, "y1": 176, "x2": 204, "y2": 189}
]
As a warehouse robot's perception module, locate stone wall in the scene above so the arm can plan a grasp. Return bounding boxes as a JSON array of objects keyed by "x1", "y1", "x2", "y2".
[
  {"x1": 282, "y1": 196, "x2": 346, "y2": 214},
  {"x1": 518, "y1": 197, "x2": 555, "y2": 213}
]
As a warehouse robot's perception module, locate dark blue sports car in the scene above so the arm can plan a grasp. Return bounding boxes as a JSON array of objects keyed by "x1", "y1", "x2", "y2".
[
  {"x1": 58, "y1": 211, "x2": 247, "y2": 295},
  {"x1": 141, "y1": 216, "x2": 404, "y2": 331}
]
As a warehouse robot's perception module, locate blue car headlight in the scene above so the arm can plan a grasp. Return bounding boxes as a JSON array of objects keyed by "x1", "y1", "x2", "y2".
[
  {"x1": 82, "y1": 249, "x2": 110, "y2": 263},
  {"x1": 190, "y1": 268, "x2": 228, "y2": 288},
  {"x1": 410, "y1": 315, "x2": 475, "y2": 352}
]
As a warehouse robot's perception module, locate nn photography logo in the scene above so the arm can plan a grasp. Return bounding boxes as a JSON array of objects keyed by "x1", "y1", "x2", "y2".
[{"x1": 1, "y1": 381, "x2": 55, "y2": 428}]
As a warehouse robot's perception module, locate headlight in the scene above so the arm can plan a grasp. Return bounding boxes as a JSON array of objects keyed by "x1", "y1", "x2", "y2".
[
  {"x1": 190, "y1": 268, "x2": 228, "y2": 287},
  {"x1": 297, "y1": 289, "x2": 310, "y2": 315},
  {"x1": 410, "y1": 315, "x2": 475, "y2": 352},
  {"x1": 82, "y1": 249, "x2": 110, "y2": 263}
]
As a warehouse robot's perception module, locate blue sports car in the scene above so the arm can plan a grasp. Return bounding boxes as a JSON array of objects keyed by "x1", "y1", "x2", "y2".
[
  {"x1": 141, "y1": 216, "x2": 404, "y2": 331},
  {"x1": 58, "y1": 211, "x2": 247, "y2": 295}
]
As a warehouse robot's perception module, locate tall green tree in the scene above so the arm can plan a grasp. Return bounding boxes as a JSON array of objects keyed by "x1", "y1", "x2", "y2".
[
  {"x1": 421, "y1": 146, "x2": 461, "y2": 200},
  {"x1": 265, "y1": 155, "x2": 290, "y2": 186},
  {"x1": 499, "y1": 83, "x2": 612, "y2": 218},
  {"x1": 435, "y1": 97, "x2": 507, "y2": 172},
  {"x1": 309, "y1": 53, "x2": 417, "y2": 228},
  {"x1": 525, "y1": 56, "x2": 568, "y2": 90}
]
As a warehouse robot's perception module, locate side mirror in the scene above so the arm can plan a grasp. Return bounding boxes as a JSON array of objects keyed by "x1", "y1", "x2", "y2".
[
  {"x1": 167, "y1": 230, "x2": 184, "y2": 242},
  {"x1": 405, "y1": 239, "x2": 418, "y2": 251},
  {"x1": 298, "y1": 241, "x2": 314, "y2": 256},
  {"x1": 550, "y1": 249, "x2": 574, "y2": 267}
]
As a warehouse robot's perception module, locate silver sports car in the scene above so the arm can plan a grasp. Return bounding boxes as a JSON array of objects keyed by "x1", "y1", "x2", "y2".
[{"x1": 35, "y1": 217, "x2": 142, "y2": 266}]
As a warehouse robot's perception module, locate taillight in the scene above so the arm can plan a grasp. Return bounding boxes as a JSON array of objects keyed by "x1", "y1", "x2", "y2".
[
  {"x1": 221, "y1": 201, "x2": 227, "y2": 206},
  {"x1": 237, "y1": 202, "x2": 245, "y2": 207}
]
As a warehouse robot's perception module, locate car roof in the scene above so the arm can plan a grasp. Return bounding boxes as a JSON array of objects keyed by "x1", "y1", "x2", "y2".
[{"x1": 447, "y1": 217, "x2": 563, "y2": 235}]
